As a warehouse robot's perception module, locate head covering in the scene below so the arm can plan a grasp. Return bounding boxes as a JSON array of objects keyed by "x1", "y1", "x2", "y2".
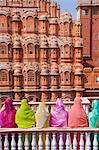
[
  {"x1": 88, "y1": 100, "x2": 99, "y2": 128},
  {"x1": 15, "y1": 99, "x2": 36, "y2": 128},
  {"x1": 0, "y1": 97, "x2": 16, "y2": 128},
  {"x1": 68, "y1": 97, "x2": 88, "y2": 128},
  {"x1": 50, "y1": 98, "x2": 68, "y2": 127},
  {"x1": 35, "y1": 102, "x2": 50, "y2": 128}
]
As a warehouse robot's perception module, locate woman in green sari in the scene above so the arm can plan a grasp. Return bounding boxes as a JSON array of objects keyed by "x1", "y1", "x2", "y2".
[
  {"x1": 88, "y1": 100, "x2": 99, "y2": 149},
  {"x1": 15, "y1": 99, "x2": 36, "y2": 128}
]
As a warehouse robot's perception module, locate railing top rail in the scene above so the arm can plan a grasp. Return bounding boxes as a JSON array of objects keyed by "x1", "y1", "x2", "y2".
[
  {"x1": 0, "y1": 127, "x2": 98, "y2": 133},
  {"x1": 12, "y1": 101, "x2": 90, "y2": 106}
]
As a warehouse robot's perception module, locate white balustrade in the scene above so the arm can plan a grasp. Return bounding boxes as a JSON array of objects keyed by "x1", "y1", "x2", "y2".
[
  {"x1": 79, "y1": 132, "x2": 84, "y2": 150},
  {"x1": 93, "y1": 133, "x2": 98, "y2": 150},
  {"x1": 59, "y1": 133, "x2": 64, "y2": 150},
  {"x1": 45, "y1": 132, "x2": 50, "y2": 150},
  {"x1": 32, "y1": 132, "x2": 37, "y2": 150},
  {"x1": 0, "y1": 134, "x2": 2, "y2": 150},
  {"x1": 73, "y1": 132, "x2": 77, "y2": 150},
  {"x1": 11, "y1": 133, "x2": 16, "y2": 150},
  {"x1": 51, "y1": 132, "x2": 57, "y2": 150},
  {"x1": 24, "y1": 133, "x2": 29, "y2": 150},
  {"x1": 86, "y1": 133, "x2": 91, "y2": 150},
  {"x1": 18, "y1": 133, "x2": 23, "y2": 150},
  {"x1": 66, "y1": 132, "x2": 71, "y2": 150},
  {"x1": 0, "y1": 128, "x2": 98, "y2": 150},
  {"x1": 4, "y1": 134, "x2": 9, "y2": 150},
  {"x1": 38, "y1": 132, "x2": 43, "y2": 150}
]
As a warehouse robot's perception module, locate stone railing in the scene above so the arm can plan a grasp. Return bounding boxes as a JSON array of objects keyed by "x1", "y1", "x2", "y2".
[
  {"x1": 13, "y1": 101, "x2": 91, "y2": 115},
  {"x1": 0, "y1": 128, "x2": 99, "y2": 150}
]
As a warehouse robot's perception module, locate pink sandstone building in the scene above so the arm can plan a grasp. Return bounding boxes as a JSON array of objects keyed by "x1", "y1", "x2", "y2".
[{"x1": 0, "y1": 0, "x2": 84, "y2": 101}]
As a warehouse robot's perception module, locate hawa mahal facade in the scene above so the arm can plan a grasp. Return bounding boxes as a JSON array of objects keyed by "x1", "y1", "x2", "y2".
[{"x1": 0, "y1": 0, "x2": 98, "y2": 101}]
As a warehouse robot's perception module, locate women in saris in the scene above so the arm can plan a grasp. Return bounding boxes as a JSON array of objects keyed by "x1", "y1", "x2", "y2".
[
  {"x1": 88, "y1": 100, "x2": 99, "y2": 149},
  {"x1": 68, "y1": 97, "x2": 88, "y2": 150},
  {"x1": 50, "y1": 98, "x2": 68, "y2": 127},
  {"x1": 0, "y1": 97, "x2": 16, "y2": 128},
  {"x1": 35, "y1": 102, "x2": 50, "y2": 128},
  {"x1": 15, "y1": 99, "x2": 36, "y2": 128}
]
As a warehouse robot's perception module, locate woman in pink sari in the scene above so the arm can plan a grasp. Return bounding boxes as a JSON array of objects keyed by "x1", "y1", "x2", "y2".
[
  {"x1": 50, "y1": 98, "x2": 68, "y2": 127},
  {"x1": 50, "y1": 98, "x2": 68, "y2": 149},
  {"x1": 0, "y1": 97, "x2": 16, "y2": 128},
  {"x1": 68, "y1": 96, "x2": 88, "y2": 149}
]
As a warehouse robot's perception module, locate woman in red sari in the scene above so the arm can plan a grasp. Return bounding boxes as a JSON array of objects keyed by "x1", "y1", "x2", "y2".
[{"x1": 68, "y1": 96, "x2": 88, "y2": 149}]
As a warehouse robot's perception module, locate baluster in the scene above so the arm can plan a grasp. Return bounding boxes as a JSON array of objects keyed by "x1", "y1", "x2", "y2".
[
  {"x1": 24, "y1": 133, "x2": 29, "y2": 150},
  {"x1": 59, "y1": 133, "x2": 64, "y2": 150},
  {"x1": 93, "y1": 133, "x2": 98, "y2": 150},
  {"x1": 86, "y1": 133, "x2": 91, "y2": 150},
  {"x1": 65, "y1": 106, "x2": 69, "y2": 112},
  {"x1": 46, "y1": 105, "x2": 49, "y2": 113},
  {"x1": 11, "y1": 133, "x2": 16, "y2": 150},
  {"x1": 66, "y1": 132, "x2": 71, "y2": 150},
  {"x1": 38, "y1": 132, "x2": 43, "y2": 150},
  {"x1": 51, "y1": 106, "x2": 54, "y2": 113},
  {"x1": 18, "y1": 133, "x2": 23, "y2": 150},
  {"x1": 85, "y1": 105, "x2": 89, "y2": 115},
  {"x1": 45, "y1": 132, "x2": 50, "y2": 150},
  {"x1": 32, "y1": 132, "x2": 36, "y2": 150},
  {"x1": 0, "y1": 134, "x2": 2, "y2": 150},
  {"x1": 79, "y1": 132, "x2": 84, "y2": 150},
  {"x1": 73, "y1": 132, "x2": 77, "y2": 150},
  {"x1": 51, "y1": 133, "x2": 57, "y2": 150},
  {"x1": 4, "y1": 134, "x2": 9, "y2": 150}
]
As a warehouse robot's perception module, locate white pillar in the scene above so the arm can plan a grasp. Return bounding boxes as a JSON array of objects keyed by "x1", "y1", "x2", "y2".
[
  {"x1": 51, "y1": 133, "x2": 57, "y2": 150},
  {"x1": 38, "y1": 132, "x2": 43, "y2": 150},
  {"x1": 79, "y1": 132, "x2": 84, "y2": 150},
  {"x1": 18, "y1": 133, "x2": 23, "y2": 150},
  {"x1": 24, "y1": 133, "x2": 29, "y2": 150},
  {"x1": 0, "y1": 134, "x2": 2, "y2": 150},
  {"x1": 11, "y1": 133, "x2": 16, "y2": 150},
  {"x1": 59, "y1": 133, "x2": 64, "y2": 150},
  {"x1": 45, "y1": 132, "x2": 50, "y2": 150},
  {"x1": 32, "y1": 133, "x2": 37, "y2": 150},
  {"x1": 4, "y1": 134, "x2": 9, "y2": 150},
  {"x1": 66, "y1": 132, "x2": 71, "y2": 150},
  {"x1": 86, "y1": 133, "x2": 91, "y2": 150},
  {"x1": 93, "y1": 133, "x2": 98, "y2": 150},
  {"x1": 73, "y1": 132, "x2": 77, "y2": 150}
]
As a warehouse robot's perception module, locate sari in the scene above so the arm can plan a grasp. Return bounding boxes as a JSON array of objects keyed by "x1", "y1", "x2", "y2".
[
  {"x1": 0, "y1": 97, "x2": 16, "y2": 128},
  {"x1": 88, "y1": 100, "x2": 99, "y2": 148},
  {"x1": 68, "y1": 97, "x2": 88, "y2": 150},
  {"x1": 15, "y1": 99, "x2": 36, "y2": 128},
  {"x1": 50, "y1": 98, "x2": 68, "y2": 149},
  {"x1": 35, "y1": 102, "x2": 50, "y2": 128},
  {"x1": 50, "y1": 98, "x2": 68, "y2": 127}
]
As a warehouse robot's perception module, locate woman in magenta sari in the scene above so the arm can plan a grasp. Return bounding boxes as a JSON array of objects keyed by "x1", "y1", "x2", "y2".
[
  {"x1": 50, "y1": 98, "x2": 68, "y2": 148},
  {"x1": 50, "y1": 98, "x2": 68, "y2": 127},
  {"x1": 0, "y1": 97, "x2": 16, "y2": 128}
]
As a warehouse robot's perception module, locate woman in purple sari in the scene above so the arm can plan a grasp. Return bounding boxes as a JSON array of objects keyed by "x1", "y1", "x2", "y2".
[
  {"x1": 50, "y1": 98, "x2": 68, "y2": 149},
  {"x1": 50, "y1": 98, "x2": 68, "y2": 127}
]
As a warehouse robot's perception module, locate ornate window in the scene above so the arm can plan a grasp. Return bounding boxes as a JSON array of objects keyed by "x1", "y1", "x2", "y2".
[
  {"x1": 0, "y1": 70, "x2": 8, "y2": 81},
  {"x1": 26, "y1": 16, "x2": 34, "y2": 32},
  {"x1": 27, "y1": 70, "x2": 34, "y2": 81},
  {"x1": 27, "y1": 43, "x2": 34, "y2": 54},
  {"x1": 65, "y1": 72, "x2": 70, "y2": 82},
  {"x1": 0, "y1": 15, "x2": 7, "y2": 30},
  {"x1": 0, "y1": 44, "x2": 7, "y2": 54}
]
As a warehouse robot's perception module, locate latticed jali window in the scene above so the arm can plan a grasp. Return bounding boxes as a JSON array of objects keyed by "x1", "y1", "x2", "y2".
[
  {"x1": 0, "y1": 44, "x2": 7, "y2": 54},
  {"x1": 27, "y1": 71, "x2": 34, "y2": 81},
  {"x1": 0, "y1": 70, "x2": 8, "y2": 81}
]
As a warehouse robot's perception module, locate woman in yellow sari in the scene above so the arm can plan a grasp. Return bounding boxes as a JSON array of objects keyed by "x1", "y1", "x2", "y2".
[
  {"x1": 35, "y1": 102, "x2": 50, "y2": 150},
  {"x1": 35, "y1": 102, "x2": 50, "y2": 128}
]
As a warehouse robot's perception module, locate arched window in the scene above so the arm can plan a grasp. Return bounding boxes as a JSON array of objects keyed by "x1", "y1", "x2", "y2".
[
  {"x1": 0, "y1": 70, "x2": 8, "y2": 81},
  {"x1": 0, "y1": 15, "x2": 7, "y2": 30},
  {"x1": 27, "y1": 43, "x2": 34, "y2": 54},
  {"x1": 26, "y1": 16, "x2": 34, "y2": 32},
  {"x1": 27, "y1": 70, "x2": 34, "y2": 81},
  {"x1": 0, "y1": 44, "x2": 7, "y2": 54},
  {"x1": 65, "y1": 71, "x2": 70, "y2": 82},
  {"x1": 34, "y1": 18, "x2": 38, "y2": 32}
]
